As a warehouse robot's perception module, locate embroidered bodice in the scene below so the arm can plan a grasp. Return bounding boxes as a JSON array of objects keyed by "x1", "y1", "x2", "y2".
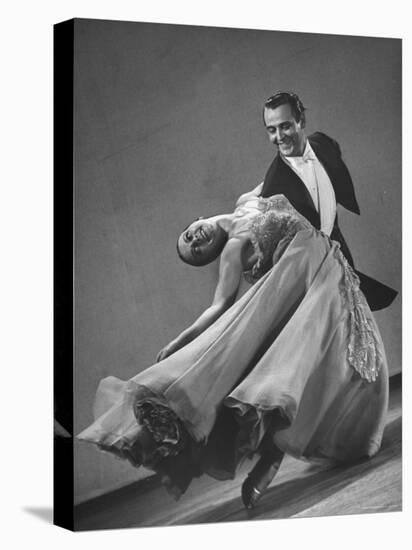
[{"x1": 230, "y1": 193, "x2": 312, "y2": 282}]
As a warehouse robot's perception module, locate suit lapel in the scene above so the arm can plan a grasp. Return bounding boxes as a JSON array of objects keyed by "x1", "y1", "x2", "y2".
[
  {"x1": 271, "y1": 155, "x2": 320, "y2": 228},
  {"x1": 308, "y1": 136, "x2": 341, "y2": 205}
]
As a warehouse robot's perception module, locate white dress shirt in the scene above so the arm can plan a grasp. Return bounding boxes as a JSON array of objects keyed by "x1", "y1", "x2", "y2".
[{"x1": 281, "y1": 141, "x2": 336, "y2": 236}]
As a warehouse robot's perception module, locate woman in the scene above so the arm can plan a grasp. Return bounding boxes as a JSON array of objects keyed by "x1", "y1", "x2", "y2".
[{"x1": 78, "y1": 184, "x2": 388, "y2": 509}]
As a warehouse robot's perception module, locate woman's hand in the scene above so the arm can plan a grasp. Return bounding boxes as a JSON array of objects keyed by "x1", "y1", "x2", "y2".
[{"x1": 156, "y1": 340, "x2": 179, "y2": 363}]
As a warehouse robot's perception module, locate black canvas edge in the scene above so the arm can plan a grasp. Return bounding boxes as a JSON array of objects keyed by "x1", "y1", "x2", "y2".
[{"x1": 53, "y1": 18, "x2": 75, "y2": 532}]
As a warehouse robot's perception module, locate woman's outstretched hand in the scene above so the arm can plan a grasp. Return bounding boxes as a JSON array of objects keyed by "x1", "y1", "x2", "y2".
[{"x1": 156, "y1": 341, "x2": 179, "y2": 363}]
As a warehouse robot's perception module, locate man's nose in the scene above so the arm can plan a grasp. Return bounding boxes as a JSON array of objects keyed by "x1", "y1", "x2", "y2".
[{"x1": 275, "y1": 128, "x2": 284, "y2": 143}]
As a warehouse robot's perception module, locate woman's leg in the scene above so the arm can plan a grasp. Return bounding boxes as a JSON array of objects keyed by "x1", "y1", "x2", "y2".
[{"x1": 241, "y1": 439, "x2": 285, "y2": 509}]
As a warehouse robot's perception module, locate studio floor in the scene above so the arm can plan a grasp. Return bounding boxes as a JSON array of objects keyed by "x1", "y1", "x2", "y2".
[{"x1": 74, "y1": 375, "x2": 402, "y2": 530}]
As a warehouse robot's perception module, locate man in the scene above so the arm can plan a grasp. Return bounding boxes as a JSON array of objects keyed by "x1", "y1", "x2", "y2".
[
  {"x1": 259, "y1": 91, "x2": 396, "y2": 311},
  {"x1": 240, "y1": 92, "x2": 398, "y2": 510}
]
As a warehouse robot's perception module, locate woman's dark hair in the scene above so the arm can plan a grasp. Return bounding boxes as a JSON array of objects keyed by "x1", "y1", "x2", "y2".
[
  {"x1": 263, "y1": 91, "x2": 306, "y2": 127},
  {"x1": 176, "y1": 219, "x2": 228, "y2": 267}
]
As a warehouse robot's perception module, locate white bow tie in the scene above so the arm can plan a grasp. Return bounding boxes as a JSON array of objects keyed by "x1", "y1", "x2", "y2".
[
  {"x1": 299, "y1": 150, "x2": 316, "y2": 163},
  {"x1": 285, "y1": 150, "x2": 316, "y2": 165}
]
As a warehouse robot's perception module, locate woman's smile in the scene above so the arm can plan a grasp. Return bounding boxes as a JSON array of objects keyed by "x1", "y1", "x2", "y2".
[
  {"x1": 193, "y1": 224, "x2": 213, "y2": 245},
  {"x1": 197, "y1": 227, "x2": 210, "y2": 242}
]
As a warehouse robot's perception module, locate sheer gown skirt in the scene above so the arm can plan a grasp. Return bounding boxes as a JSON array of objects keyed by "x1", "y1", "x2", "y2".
[{"x1": 78, "y1": 228, "x2": 389, "y2": 493}]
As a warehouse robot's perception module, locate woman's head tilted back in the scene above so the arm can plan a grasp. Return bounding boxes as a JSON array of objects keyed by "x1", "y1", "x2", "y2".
[{"x1": 177, "y1": 217, "x2": 228, "y2": 266}]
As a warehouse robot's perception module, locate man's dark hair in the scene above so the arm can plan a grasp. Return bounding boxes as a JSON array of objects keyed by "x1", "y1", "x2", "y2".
[{"x1": 263, "y1": 91, "x2": 306, "y2": 127}]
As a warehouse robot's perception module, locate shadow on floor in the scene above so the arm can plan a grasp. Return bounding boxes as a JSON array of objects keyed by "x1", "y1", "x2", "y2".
[
  {"x1": 181, "y1": 415, "x2": 401, "y2": 525},
  {"x1": 23, "y1": 506, "x2": 53, "y2": 524}
]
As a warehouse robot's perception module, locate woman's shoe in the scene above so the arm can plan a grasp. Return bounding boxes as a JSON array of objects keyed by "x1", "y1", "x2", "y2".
[
  {"x1": 241, "y1": 474, "x2": 263, "y2": 509},
  {"x1": 241, "y1": 450, "x2": 284, "y2": 510}
]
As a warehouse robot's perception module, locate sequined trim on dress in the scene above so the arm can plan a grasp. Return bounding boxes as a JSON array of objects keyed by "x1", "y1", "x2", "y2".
[
  {"x1": 333, "y1": 245, "x2": 381, "y2": 382},
  {"x1": 245, "y1": 195, "x2": 311, "y2": 283}
]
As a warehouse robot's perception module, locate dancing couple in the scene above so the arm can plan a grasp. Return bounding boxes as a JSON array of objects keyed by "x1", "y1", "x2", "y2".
[{"x1": 78, "y1": 92, "x2": 395, "y2": 509}]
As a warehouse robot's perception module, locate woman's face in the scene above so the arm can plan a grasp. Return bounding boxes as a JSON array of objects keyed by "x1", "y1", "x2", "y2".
[{"x1": 177, "y1": 218, "x2": 224, "y2": 266}]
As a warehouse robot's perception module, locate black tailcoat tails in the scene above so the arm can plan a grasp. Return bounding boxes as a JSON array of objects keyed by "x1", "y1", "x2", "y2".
[{"x1": 260, "y1": 132, "x2": 397, "y2": 311}]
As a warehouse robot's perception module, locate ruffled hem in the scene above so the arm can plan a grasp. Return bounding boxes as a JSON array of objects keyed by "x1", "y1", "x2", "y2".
[{"x1": 90, "y1": 386, "x2": 384, "y2": 499}]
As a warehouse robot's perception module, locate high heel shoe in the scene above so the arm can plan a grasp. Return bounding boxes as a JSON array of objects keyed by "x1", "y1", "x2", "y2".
[
  {"x1": 241, "y1": 474, "x2": 263, "y2": 509},
  {"x1": 241, "y1": 450, "x2": 284, "y2": 510}
]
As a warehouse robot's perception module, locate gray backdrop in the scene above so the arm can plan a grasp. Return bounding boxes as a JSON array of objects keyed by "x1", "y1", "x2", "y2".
[{"x1": 73, "y1": 19, "x2": 401, "y2": 503}]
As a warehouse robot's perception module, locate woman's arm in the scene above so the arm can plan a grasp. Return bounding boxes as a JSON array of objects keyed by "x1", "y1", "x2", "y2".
[
  {"x1": 156, "y1": 238, "x2": 244, "y2": 362},
  {"x1": 235, "y1": 182, "x2": 264, "y2": 206},
  {"x1": 250, "y1": 181, "x2": 264, "y2": 196}
]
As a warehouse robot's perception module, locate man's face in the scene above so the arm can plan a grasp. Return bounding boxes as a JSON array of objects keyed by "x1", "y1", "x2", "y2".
[{"x1": 263, "y1": 104, "x2": 306, "y2": 157}]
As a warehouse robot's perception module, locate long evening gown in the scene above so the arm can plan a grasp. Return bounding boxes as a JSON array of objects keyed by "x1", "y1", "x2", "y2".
[{"x1": 77, "y1": 194, "x2": 388, "y2": 497}]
